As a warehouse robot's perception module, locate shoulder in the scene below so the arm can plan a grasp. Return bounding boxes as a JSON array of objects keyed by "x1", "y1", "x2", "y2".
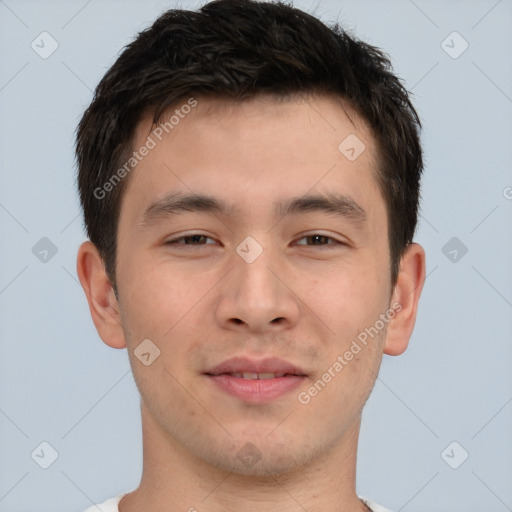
[
  {"x1": 82, "y1": 494, "x2": 125, "y2": 512},
  {"x1": 359, "y1": 496, "x2": 395, "y2": 512}
]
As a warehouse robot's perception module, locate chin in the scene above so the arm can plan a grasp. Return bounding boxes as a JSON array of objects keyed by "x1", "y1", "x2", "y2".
[
  {"x1": 195, "y1": 435, "x2": 315, "y2": 478},
  {"x1": 215, "y1": 452, "x2": 310, "y2": 478}
]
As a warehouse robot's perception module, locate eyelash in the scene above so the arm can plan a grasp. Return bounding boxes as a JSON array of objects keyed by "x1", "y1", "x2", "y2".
[{"x1": 165, "y1": 233, "x2": 345, "y2": 248}]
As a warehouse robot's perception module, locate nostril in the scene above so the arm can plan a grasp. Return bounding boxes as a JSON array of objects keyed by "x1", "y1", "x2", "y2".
[{"x1": 271, "y1": 317, "x2": 285, "y2": 324}]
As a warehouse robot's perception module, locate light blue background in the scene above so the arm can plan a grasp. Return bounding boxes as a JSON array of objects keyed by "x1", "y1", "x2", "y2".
[{"x1": 1, "y1": 1, "x2": 511, "y2": 511}]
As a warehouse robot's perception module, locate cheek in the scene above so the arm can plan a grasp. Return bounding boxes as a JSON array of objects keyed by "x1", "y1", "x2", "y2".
[
  {"x1": 117, "y1": 257, "x2": 220, "y2": 380},
  {"x1": 300, "y1": 260, "x2": 390, "y2": 404},
  {"x1": 309, "y1": 325, "x2": 386, "y2": 416},
  {"x1": 119, "y1": 258, "x2": 200, "y2": 332},
  {"x1": 303, "y1": 261, "x2": 389, "y2": 333}
]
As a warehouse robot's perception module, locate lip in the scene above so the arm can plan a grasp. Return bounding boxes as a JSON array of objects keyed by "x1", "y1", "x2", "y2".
[
  {"x1": 205, "y1": 356, "x2": 307, "y2": 376},
  {"x1": 204, "y1": 357, "x2": 308, "y2": 404}
]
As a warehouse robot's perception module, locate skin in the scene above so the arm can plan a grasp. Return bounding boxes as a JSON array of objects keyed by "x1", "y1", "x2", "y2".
[{"x1": 77, "y1": 93, "x2": 425, "y2": 512}]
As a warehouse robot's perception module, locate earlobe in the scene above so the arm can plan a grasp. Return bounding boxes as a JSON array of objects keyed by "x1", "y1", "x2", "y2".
[
  {"x1": 383, "y1": 243, "x2": 426, "y2": 356},
  {"x1": 76, "y1": 241, "x2": 127, "y2": 349}
]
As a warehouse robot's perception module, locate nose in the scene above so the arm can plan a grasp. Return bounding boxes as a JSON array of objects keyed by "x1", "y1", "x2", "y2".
[{"x1": 214, "y1": 243, "x2": 300, "y2": 334}]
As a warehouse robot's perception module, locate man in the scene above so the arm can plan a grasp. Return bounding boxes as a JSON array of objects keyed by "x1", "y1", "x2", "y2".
[{"x1": 76, "y1": 1, "x2": 425, "y2": 510}]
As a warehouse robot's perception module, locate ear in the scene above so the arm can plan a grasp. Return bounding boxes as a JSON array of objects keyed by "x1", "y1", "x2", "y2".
[
  {"x1": 383, "y1": 243, "x2": 426, "y2": 356},
  {"x1": 76, "y1": 240, "x2": 126, "y2": 349}
]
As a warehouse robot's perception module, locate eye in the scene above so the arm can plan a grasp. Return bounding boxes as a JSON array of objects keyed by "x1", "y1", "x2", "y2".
[
  {"x1": 295, "y1": 234, "x2": 344, "y2": 247},
  {"x1": 164, "y1": 233, "x2": 345, "y2": 249},
  {"x1": 165, "y1": 234, "x2": 217, "y2": 246}
]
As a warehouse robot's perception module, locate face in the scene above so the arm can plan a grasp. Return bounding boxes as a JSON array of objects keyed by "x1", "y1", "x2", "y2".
[{"x1": 114, "y1": 93, "x2": 394, "y2": 475}]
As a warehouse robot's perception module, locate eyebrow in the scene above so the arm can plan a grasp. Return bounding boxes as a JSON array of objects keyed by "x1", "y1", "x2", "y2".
[{"x1": 140, "y1": 191, "x2": 367, "y2": 226}]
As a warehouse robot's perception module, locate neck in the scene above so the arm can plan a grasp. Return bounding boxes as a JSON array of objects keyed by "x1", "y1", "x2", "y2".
[{"x1": 119, "y1": 403, "x2": 369, "y2": 512}]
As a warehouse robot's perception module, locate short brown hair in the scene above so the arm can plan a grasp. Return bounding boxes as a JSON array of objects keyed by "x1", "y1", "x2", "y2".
[{"x1": 76, "y1": 0, "x2": 423, "y2": 291}]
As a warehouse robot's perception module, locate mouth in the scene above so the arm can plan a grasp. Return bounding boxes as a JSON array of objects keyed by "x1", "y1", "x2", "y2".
[
  {"x1": 204, "y1": 357, "x2": 308, "y2": 404},
  {"x1": 210, "y1": 371, "x2": 300, "y2": 379}
]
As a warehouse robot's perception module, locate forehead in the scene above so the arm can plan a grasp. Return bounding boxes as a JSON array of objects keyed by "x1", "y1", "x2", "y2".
[{"x1": 120, "y1": 93, "x2": 383, "y2": 226}]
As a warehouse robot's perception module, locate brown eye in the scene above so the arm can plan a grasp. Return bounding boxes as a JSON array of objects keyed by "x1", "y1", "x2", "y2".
[
  {"x1": 166, "y1": 234, "x2": 216, "y2": 246},
  {"x1": 295, "y1": 234, "x2": 342, "y2": 247}
]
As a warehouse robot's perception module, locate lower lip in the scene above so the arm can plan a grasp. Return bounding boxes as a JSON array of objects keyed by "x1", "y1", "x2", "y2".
[{"x1": 207, "y1": 374, "x2": 306, "y2": 403}]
